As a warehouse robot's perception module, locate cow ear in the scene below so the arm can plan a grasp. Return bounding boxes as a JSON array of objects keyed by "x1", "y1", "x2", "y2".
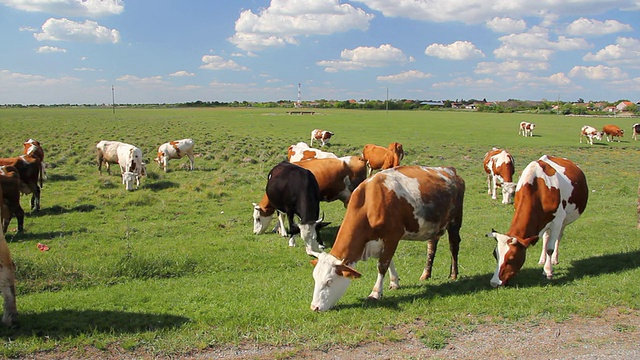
[
  {"x1": 336, "y1": 264, "x2": 362, "y2": 279},
  {"x1": 316, "y1": 221, "x2": 331, "y2": 230},
  {"x1": 518, "y1": 236, "x2": 539, "y2": 248},
  {"x1": 310, "y1": 259, "x2": 318, "y2": 267}
]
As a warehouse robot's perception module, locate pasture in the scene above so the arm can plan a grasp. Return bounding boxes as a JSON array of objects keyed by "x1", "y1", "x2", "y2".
[{"x1": 0, "y1": 107, "x2": 639, "y2": 357}]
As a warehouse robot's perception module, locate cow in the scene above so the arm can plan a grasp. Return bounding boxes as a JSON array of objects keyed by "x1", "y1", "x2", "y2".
[
  {"x1": 310, "y1": 129, "x2": 334, "y2": 147},
  {"x1": 287, "y1": 142, "x2": 338, "y2": 163},
  {"x1": 307, "y1": 166, "x2": 465, "y2": 311},
  {"x1": 0, "y1": 229, "x2": 17, "y2": 327},
  {"x1": 362, "y1": 142, "x2": 404, "y2": 177},
  {"x1": 486, "y1": 155, "x2": 588, "y2": 287},
  {"x1": 518, "y1": 122, "x2": 535, "y2": 137},
  {"x1": 23, "y1": 139, "x2": 47, "y2": 179},
  {"x1": 0, "y1": 155, "x2": 42, "y2": 211},
  {"x1": 0, "y1": 166, "x2": 24, "y2": 233},
  {"x1": 96, "y1": 141, "x2": 145, "y2": 191},
  {"x1": 602, "y1": 124, "x2": 624, "y2": 142},
  {"x1": 253, "y1": 162, "x2": 330, "y2": 251},
  {"x1": 295, "y1": 156, "x2": 367, "y2": 207},
  {"x1": 483, "y1": 148, "x2": 516, "y2": 204},
  {"x1": 154, "y1": 138, "x2": 195, "y2": 172},
  {"x1": 632, "y1": 123, "x2": 640, "y2": 141},
  {"x1": 579, "y1": 125, "x2": 603, "y2": 145}
]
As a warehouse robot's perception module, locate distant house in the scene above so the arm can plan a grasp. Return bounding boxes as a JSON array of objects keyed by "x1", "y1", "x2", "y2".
[
  {"x1": 604, "y1": 106, "x2": 617, "y2": 113},
  {"x1": 617, "y1": 101, "x2": 634, "y2": 112}
]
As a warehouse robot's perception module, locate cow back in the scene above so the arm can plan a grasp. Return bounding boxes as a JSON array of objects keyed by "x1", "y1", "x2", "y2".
[{"x1": 266, "y1": 162, "x2": 321, "y2": 224}]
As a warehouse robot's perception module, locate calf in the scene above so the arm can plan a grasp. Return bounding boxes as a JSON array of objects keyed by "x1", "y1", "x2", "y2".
[
  {"x1": 287, "y1": 142, "x2": 338, "y2": 163},
  {"x1": 0, "y1": 229, "x2": 17, "y2": 327},
  {"x1": 0, "y1": 155, "x2": 42, "y2": 211},
  {"x1": 487, "y1": 155, "x2": 588, "y2": 287},
  {"x1": 602, "y1": 124, "x2": 624, "y2": 142},
  {"x1": 253, "y1": 162, "x2": 329, "y2": 251},
  {"x1": 310, "y1": 129, "x2": 334, "y2": 147},
  {"x1": 518, "y1": 122, "x2": 535, "y2": 137},
  {"x1": 632, "y1": 123, "x2": 640, "y2": 141},
  {"x1": 295, "y1": 156, "x2": 367, "y2": 207},
  {"x1": 0, "y1": 166, "x2": 24, "y2": 233},
  {"x1": 483, "y1": 148, "x2": 516, "y2": 204},
  {"x1": 154, "y1": 138, "x2": 195, "y2": 172},
  {"x1": 362, "y1": 142, "x2": 404, "y2": 177},
  {"x1": 308, "y1": 166, "x2": 465, "y2": 311},
  {"x1": 579, "y1": 125, "x2": 603, "y2": 145}
]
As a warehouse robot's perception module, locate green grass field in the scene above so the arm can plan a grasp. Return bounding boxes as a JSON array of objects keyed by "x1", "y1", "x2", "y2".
[{"x1": 0, "y1": 107, "x2": 639, "y2": 357}]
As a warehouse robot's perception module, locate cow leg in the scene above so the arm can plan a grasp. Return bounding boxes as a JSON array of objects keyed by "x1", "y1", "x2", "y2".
[
  {"x1": 1, "y1": 204, "x2": 10, "y2": 234},
  {"x1": 0, "y1": 260, "x2": 17, "y2": 327},
  {"x1": 388, "y1": 259, "x2": 400, "y2": 290},
  {"x1": 276, "y1": 212, "x2": 288, "y2": 237},
  {"x1": 14, "y1": 204, "x2": 24, "y2": 232},
  {"x1": 370, "y1": 241, "x2": 400, "y2": 300},
  {"x1": 30, "y1": 186, "x2": 41, "y2": 211},
  {"x1": 187, "y1": 154, "x2": 195, "y2": 171},
  {"x1": 491, "y1": 176, "x2": 498, "y2": 199},
  {"x1": 420, "y1": 239, "x2": 438, "y2": 280},
  {"x1": 486, "y1": 174, "x2": 492, "y2": 195},
  {"x1": 448, "y1": 228, "x2": 461, "y2": 280},
  {"x1": 538, "y1": 229, "x2": 550, "y2": 265}
]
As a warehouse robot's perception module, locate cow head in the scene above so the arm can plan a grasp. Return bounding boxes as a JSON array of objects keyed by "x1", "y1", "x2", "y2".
[
  {"x1": 308, "y1": 250, "x2": 361, "y2": 311},
  {"x1": 252, "y1": 203, "x2": 275, "y2": 234},
  {"x1": 154, "y1": 151, "x2": 165, "y2": 166},
  {"x1": 486, "y1": 229, "x2": 538, "y2": 287},
  {"x1": 501, "y1": 182, "x2": 517, "y2": 204},
  {"x1": 122, "y1": 171, "x2": 137, "y2": 191}
]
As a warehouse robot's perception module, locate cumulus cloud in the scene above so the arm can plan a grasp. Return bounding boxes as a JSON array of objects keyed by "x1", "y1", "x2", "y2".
[
  {"x1": 377, "y1": 70, "x2": 432, "y2": 83},
  {"x1": 34, "y1": 18, "x2": 120, "y2": 43},
  {"x1": 229, "y1": 0, "x2": 374, "y2": 51},
  {"x1": 0, "y1": 69, "x2": 78, "y2": 86},
  {"x1": 494, "y1": 26, "x2": 590, "y2": 60},
  {"x1": 36, "y1": 45, "x2": 66, "y2": 53},
  {"x1": 169, "y1": 70, "x2": 195, "y2": 77},
  {"x1": 425, "y1": 41, "x2": 484, "y2": 60},
  {"x1": 547, "y1": 72, "x2": 572, "y2": 85},
  {"x1": 568, "y1": 65, "x2": 627, "y2": 80},
  {"x1": 200, "y1": 55, "x2": 249, "y2": 71},
  {"x1": 0, "y1": 0, "x2": 124, "y2": 17},
  {"x1": 583, "y1": 37, "x2": 640, "y2": 66},
  {"x1": 486, "y1": 17, "x2": 527, "y2": 33},
  {"x1": 432, "y1": 76, "x2": 494, "y2": 89},
  {"x1": 117, "y1": 75, "x2": 168, "y2": 86},
  {"x1": 566, "y1": 18, "x2": 633, "y2": 36},
  {"x1": 475, "y1": 60, "x2": 549, "y2": 75},
  {"x1": 317, "y1": 44, "x2": 409, "y2": 72}
]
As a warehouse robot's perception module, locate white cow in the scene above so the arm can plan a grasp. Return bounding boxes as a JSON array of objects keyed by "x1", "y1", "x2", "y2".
[
  {"x1": 154, "y1": 138, "x2": 195, "y2": 172},
  {"x1": 287, "y1": 142, "x2": 338, "y2": 163},
  {"x1": 579, "y1": 125, "x2": 603, "y2": 145},
  {"x1": 518, "y1": 122, "x2": 536, "y2": 137},
  {"x1": 96, "y1": 140, "x2": 145, "y2": 191}
]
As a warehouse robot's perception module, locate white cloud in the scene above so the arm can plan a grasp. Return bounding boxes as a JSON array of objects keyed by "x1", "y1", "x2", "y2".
[
  {"x1": 566, "y1": 18, "x2": 633, "y2": 36},
  {"x1": 229, "y1": 0, "x2": 374, "y2": 51},
  {"x1": 569, "y1": 65, "x2": 627, "y2": 80},
  {"x1": 36, "y1": 45, "x2": 66, "y2": 53},
  {"x1": 34, "y1": 18, "x2": 120, "y2": 43},
  {"x1": 547, "y1": 72, "x2": 572, "y2": 86},
  {"x1": 117, "y1": 75, "x2": 168, "y2": 86},
  {"x1": 425, "y1": 41, "x2": 484, "y2": 60},
  {"x1": 583, "y1": 37, "x2": 640, "y2": 66},
  {"x1": 169, "y1": 70, "x2": 195, "y2": 77},
  {"x1": 317, "y1": 44, "x2": 409, "y2": 72},
  {"x1": 475, "y1": 60, "x2": 549, "y2": 75},
  {"x1": 494, "y1": 27, "x2": 590, "y2": 60},
  {"x1": 486, "y1": 17, "x2": 526, "y2": 33},
  {"x1": 0, "y1": 0, "x2": 124, "y2": 17},
  {"x1": 432, "y1": 76, "x2": 495, "y2": 89},
  {"x1": 0, "y1": 69, "x2": 79, "y2": 86},
  {"x1": 377, "y1": 70, "x2": 432, "y2": 83},
  {"x1": 200, "y1": 55, "x2": 249, "y2": 71}
]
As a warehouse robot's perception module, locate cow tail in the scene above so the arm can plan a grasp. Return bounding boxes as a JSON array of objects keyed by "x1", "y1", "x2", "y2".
[{"x1": 39, "y1": 161, "x2": 44, "y2": 188}]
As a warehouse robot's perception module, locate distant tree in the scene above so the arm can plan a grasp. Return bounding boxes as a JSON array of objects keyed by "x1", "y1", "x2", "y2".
[{"x1": 577, "y1": 98, "x2": 584, "y2": 103}]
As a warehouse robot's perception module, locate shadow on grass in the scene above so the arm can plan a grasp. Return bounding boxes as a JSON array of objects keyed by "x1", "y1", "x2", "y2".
[
  {"x1": 0, "y1": 310, "x2": 190, "y2": 338},
  {"x1": 5, "y1": 229, "x2": 85, "y2": 243},
  {"x1": 45, "y1": 174, "x2": 77, "y2": 182},
  {"x1": 29, "y1": 204, "x2": 96, "y2": 217},
  {"x1": 144, "y1": 181, "x2": 180, "y2": 192}
]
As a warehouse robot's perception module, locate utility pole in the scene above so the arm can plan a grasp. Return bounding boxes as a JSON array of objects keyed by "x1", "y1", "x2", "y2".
[
  {"x1": 386, "y1": 87, "x2": 389, "y2": 114},
  {"x1": 112, "y1": 85, "x2": 115, "y2": 114}
]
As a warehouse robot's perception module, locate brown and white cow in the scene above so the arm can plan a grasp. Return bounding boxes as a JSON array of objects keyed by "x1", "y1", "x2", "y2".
[
  {"x1": 295, "y1": 156, "x2": 367, "y2": 207},
  {"x1": 362, "y1": 142, "x2": 404, "y2": 177},
  {"x1": 308, "y1": 166, "x2": 465, "y2": 311},
  {"x1": 579, "y1": 125, "x2": 603, "y2": 145},
  {"x1": 154, "y1": 138, "x2": 195, "y2": 172},
  {"x1": 0, "y1": 229, "x2": 17, "y2": 327},
  {"x1": 0, "y1": 166, "x2": 24, "y2": 233},
  {"x1": 518, "y1": 122, "x2": 536, "y2": 137},
  {"x1": 287, "y1": 142, "x2": 338, "y2": 163},
  {"x1": 96, "y1": 140, "x2": 145, "y2": 191},
  {"x1": 602, "y1": 124, "x2": 624, "y2": 142},
  {"x1": 310, "y1": 129, "x2": 334, "y2": 147},
  {"x1": 483, "y1": 148, "x2": 516, "y2": 204},
  {"x1": 632, "y1": 123, "x2": 640, "y2": 141},
  {"x1": 487, "y1": 155, "x2": 588, "y2": 287},
  {"x1": 23, "y1": 139, "x2": 46, "y2": 179},
  {"x1": 0, "y1": 154, "x2": 42, "y2": 211}
]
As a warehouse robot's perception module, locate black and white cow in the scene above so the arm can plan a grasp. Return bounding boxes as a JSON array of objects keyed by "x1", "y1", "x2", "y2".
[{"x1": 253, "y1": 161, "x2": 330, "y2": 251}]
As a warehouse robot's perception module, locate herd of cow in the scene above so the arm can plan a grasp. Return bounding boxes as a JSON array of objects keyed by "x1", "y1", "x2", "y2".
[{"x1": 0, "y1": 119, "x2": 635, "y2": 324}]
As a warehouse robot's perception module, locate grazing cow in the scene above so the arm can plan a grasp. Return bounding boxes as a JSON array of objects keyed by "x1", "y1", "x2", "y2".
[
  {"x1": 483, "y1": 148, "x2": 516, "y2": 204},
  {"x1": 0, "y1": 155, "x2": 42, "y2": 211},
  {"x1": 362, "y1": 142, "x2": 404, "y2": 177},
  {"x1": 486, "y1": 155, "x2": 588, "y2": 287},
  {"x1": 295, "y1": 156, "x2": 367, "y2": 207},
  {"x1": 632, "y1": 123, "x2": 640, "y2": 141},
  {"x1": 0, "y1": 166, "x2": 24, "y2": 233},
  {"x1": 287, "y1": 142, "x2": 338, "y2": 163},
  {"x1": 96, "y1": 141, "x2": 144, "y2": 191},
  {"x1": 310, "y1": 129, "x2": 334, "y2": 147},
  {"x1": 602, "y1": 124, "x2": 624, "y2": 142},
  {"x1": 308, "y1": 166, "x2": 465, "y2": 311},
  {"x1": 23, "y1": 139, "x2": 46, "y2": 179},
  {"x1": 579, "y1": 125, "x2": 603, "y2": 145},
  {"x1": 154, "y1": 138, "x2": 195, "y2": 172},
  {"x1": 518, "y1": 122, "x2": 536, "y2": 137},
  {"x1": 253, "y1": 162, "x2": 330, "y2": 251},
  {"x1": 0, "y1": 229, "x2": 17, "y2": 327}
]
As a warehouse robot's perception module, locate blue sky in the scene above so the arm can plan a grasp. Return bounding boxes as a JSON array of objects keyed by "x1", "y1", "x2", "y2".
[{"x1": 1, "y1": 0, "x2": 639, "y2": 105}]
